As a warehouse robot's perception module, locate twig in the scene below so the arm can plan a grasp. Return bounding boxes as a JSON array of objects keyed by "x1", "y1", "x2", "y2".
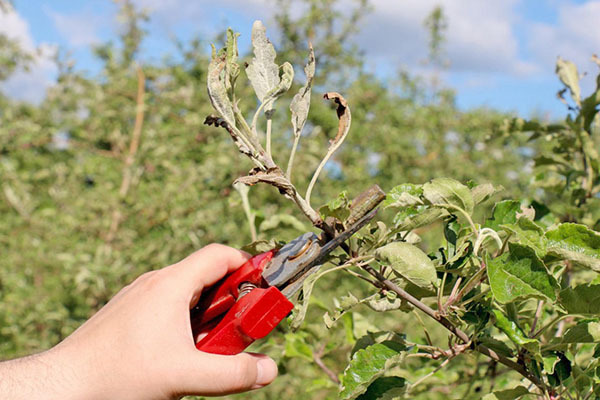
[
  {"x1": 313, "y1": 344, "x2": 339, "y2": 384},
  {"x1": 233, "y1": 182, "x2": 257, "y2": 241},
  {"x1": 450, "y1": 264, "x2": 486, "y2": 308},
  {"x1": 360, "y1": 264, "x2": 545, "y2": 389},
  {"x1": 106, "y1": 65, "x2": 145, "y2": 242},
  {"x1": 305, "y1": 93, "x2": 351, "y2": 208},
  {"x1": 286, "y1": 135, "x2": 301, "y2": 180},
  {"x1": 529, "y1": 301, "x2": 544, "y2": 337}
]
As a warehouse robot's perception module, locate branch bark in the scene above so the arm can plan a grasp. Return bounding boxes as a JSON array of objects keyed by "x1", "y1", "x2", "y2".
[{"x1": 106, "y1": 65, "x2": 145, "y2": 242}]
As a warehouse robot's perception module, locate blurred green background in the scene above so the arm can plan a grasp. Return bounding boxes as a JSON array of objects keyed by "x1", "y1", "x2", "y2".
[{"x1": 0, "y1": 0, "x2": 581, "y2": 398}]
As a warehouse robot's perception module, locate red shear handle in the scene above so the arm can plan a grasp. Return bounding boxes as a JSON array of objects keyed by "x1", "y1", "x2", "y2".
[{"x1": 196, "y1": 286, "x2": 294, "y2": 355}]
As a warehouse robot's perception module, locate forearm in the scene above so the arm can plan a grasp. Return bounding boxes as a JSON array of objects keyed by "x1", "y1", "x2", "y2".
[{"x1": 0, "y1": 349, "x2": 84, "y2": 400}]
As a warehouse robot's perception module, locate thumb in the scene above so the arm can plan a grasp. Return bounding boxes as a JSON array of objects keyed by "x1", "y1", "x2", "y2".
[{"x1": 172, "y1": 351, "x2": 278, "y2": 396}]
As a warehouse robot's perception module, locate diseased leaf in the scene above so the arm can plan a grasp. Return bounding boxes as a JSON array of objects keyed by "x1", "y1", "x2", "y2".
[
  {"x1": 484, "y1": 200, "x2": 521, "y2": 231},
  {"x1": 246, "y1": 20, "x2": 280, "y2": 110},
  {"x1": 556, "y1": 56, "x2": 581, "y2": 107},
  {"x1": 482, "y1": 386, "x2": 532, "y2": 400},
  {"x1": 356, "y1": 377, "x2": 406, "y2": 400},
  {"x1": 375, "y1": 242, "x2": 437, "y2": 290},
  {"x1": 423, "y1": 178, "x2": 474, "y2": 215},
  {"x1": 235, "y1": 167, "x2": 296, "y2": 196},
  {"x1": 290, "y1": 44, "x2": 315, "y2": 138},
  {"x1": 340, "y1": 341, "x2": 407, "y2": 400},
  {"x1": 561, "y1": 321, "x2": 600, "y2": 343},
  {"x1": 488, "y1": 243, "x2": 558, "y2": 303},
  {"x1": 262, "y1": 62, "x2": 294, "y2": 107},
  {"x1": 207, "y1": 51, "x2": 235, "y2": 126},
  {"x1": 559, "y1": 284, "x2": 600, "y2": 315},
  {"x1": 545, "y1": 223, "x2": 600, "y2": 271}
]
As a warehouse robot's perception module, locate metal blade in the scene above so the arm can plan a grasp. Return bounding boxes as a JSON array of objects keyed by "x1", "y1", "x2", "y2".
[{"x1": 280, "y1": 208, "x2": 378, "y2": 298}]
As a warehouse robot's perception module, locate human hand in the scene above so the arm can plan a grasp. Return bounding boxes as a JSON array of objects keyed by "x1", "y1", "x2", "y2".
[{"x1": 6, "y1": 244, "x2": 278, "y2": 399}]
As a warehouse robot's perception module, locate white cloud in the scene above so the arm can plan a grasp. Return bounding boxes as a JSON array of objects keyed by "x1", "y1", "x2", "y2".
[
  {"x1": 528, "y1": 1, "x2": 600, "y2": 75},
  {"x1": 45, "y1": 8, "x2": 102, "y2": 48},
  {"x1": 0, "y1": 6, "x2": 57, "y2": 103},
  {"x1": 359, "y1": 0, "x2": 538, "y2": 77}
]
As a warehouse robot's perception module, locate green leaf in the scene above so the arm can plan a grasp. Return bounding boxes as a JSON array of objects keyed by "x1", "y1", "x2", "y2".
[
  {"x1": 423, "y1": 177, "x2": 474, "y2": 215},
  {"x1": 471, "y1": 183, "x2": 503, "y2": 205},
  {"x1": 545, "y1": 223, "x2": 600, "y2": 271},
  {"x1": 240, "y1": 238, "x2": 284, "y2": 255},
  {"x1": 492, "y1": 309, "x2": 540, "y2": 355},
  {"x1": 482, "y1": 386, "x2": 532, "y2": 400},
  {"x1": 561, "y1": 321, "x2": 600, "y2": 343},
  {"x1": 375, "y1": 242, "x2": 437, "y2": 290},
  {"x1": 383, "y1": 184, "x2": 423, "y2": 208},
  {"x1": 484, "y1": 200, "x2": 521, "y2": 231},
  {"x1": 290, "y1": 44, "x2": 315, "y2": 138},
  {"x1": 556, "y1": 56, "x2": 581, "y2": 107},
  {"x1": 246, "y1": 20, "x2": 280, "y2": 111},
  {"x1": 476, "y1": 336, "x2": 514, "y2": 358},
  {"x1": 284, "y1": 332, "x2": 313, "y2": 361},
  {"x1": 488, "y1": 243, "x2": 558, "y2": 303},
  {"x1": 365, "y1": 291, "x2": 404, "y2": 312},
  {"x1": 340, "y1": 341, "x2": 407, "y2": 400},
  {"x1": 356, "y1": 377, "x2": 406, "y2": 400},
  {"x1": 501, "y1": 218, "x2": 547, "y2": 258},
  {"x1": 394, "y1": 207, "x2": 448, "y2": 231},
  {"x1": 259, "y1": 214, "x2": 307, "y2": 232},
  {"x1": 319, "y1": 191, "x2": 351, "y2": 221},
  {"x1": 559, "y1": 284, "x2": 600, "y2": 315}
]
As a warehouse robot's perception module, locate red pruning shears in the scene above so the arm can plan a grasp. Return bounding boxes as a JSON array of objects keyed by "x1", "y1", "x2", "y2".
[{"x1": 190, "y1": 209, "x2": 377, "y2": 355}]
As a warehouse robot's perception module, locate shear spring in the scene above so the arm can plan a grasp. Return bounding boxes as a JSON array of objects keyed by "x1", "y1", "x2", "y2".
[{"x1": 237, "y1": 282, "x2": 257, "y2": 300}]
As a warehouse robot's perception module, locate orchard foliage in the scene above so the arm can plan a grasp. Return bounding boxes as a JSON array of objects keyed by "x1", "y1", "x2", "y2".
[{"x1": 2, "y1": 1, "x2": 600, "y2": 399}]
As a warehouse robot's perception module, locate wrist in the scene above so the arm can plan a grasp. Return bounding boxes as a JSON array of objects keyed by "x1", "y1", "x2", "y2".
[{"x1": 0, "y1": 348, "x2": 87, "y2": 400}]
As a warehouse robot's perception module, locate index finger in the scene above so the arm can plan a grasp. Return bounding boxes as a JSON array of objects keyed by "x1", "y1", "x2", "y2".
[{"x1": 170, "y1": 243, "x2": 251, "y2": 295}]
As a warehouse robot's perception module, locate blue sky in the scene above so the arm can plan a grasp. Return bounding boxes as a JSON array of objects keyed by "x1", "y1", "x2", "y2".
[{"x1": 1, "y1": 0, "x2": 599, "y2": 120}]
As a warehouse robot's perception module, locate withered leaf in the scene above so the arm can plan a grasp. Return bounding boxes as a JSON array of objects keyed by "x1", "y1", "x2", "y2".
[
  {"x1": 323, "y1": 92, "x2": 351, "y2": 148},
  {"x1": 235, "y1": 167, "x2": 296, "y2": 196}
]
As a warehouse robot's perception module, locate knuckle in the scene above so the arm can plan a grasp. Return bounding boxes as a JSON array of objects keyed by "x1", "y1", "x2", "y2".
[
  {"x1": 227, "y1": 354, "x2": 258, "y2": 392},
  {"x1": 203, "y1": 243, "x2": 228, "y2": 253}
]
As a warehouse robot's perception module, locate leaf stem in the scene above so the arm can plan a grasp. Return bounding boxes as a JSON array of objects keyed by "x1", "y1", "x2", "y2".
[
  {"x1": 266, "y1": 118, "x2": 272, "y2": 158},
  {"x1": 286, "y1": 135, "x2": 301, "y2": 180}
]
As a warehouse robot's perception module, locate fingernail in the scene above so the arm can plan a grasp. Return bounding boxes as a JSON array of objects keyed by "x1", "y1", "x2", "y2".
[{"x1": 254, "y1": 357, "x2": 278, "y2": 388}]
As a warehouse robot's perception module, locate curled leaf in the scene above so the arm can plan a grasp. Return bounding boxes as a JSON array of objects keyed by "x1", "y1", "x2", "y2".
[
  {"x1": 290, "y1": 44, "x2": 315, "y2": 138},
  {"x1": 235, "y1": 167, "x2": 296, "y2": 196},
  {"x1": 556, "y1": 56, "x2": 581, "y2": 107},
  {"x1": 207, "y1": 51, "x2": 235, "y2": 126},
  {"x1": 323, "y1": 92, "x2": 351, "y2": 148},
  {"x1": 286, "y1": 46, "x2": 315, "y2": 179}
]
